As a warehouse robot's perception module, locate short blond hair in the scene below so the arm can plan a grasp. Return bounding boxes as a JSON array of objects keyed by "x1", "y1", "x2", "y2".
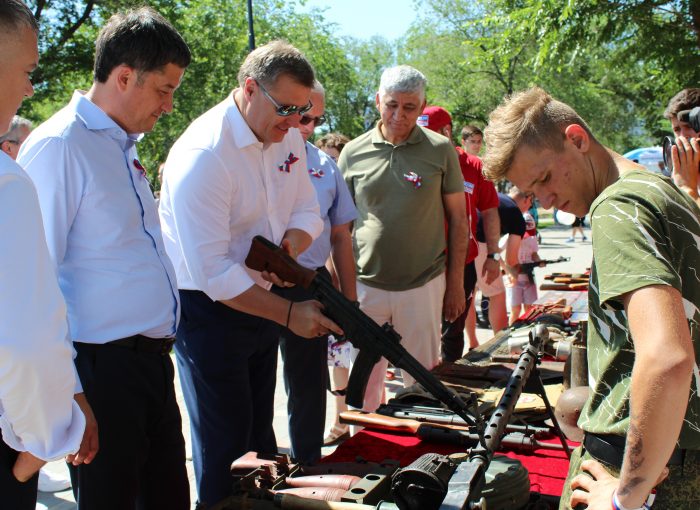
[{"x1": 483, "y1": 87, "x2": 594, "y2": 181}]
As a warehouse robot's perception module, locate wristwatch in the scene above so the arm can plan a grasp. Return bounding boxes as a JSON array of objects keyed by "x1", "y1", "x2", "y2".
[{"x1": 486, "y1": 252, "x2": 501, "y2": 261}]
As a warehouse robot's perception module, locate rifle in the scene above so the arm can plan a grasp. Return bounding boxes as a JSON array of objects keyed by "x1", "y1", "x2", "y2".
[
  {"x1": 519, "y1": 256, "x2": 570, "y2": 282},
  {"x1": 245, "y1": 236, "x2": 481, "y2": 431},
  {"x1": 339, "y1": 410, "x2": 565, "y2": 453}
]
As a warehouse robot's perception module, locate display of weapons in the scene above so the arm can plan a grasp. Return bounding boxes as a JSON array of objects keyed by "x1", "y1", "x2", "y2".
[
  {"x1": 434, "y1": 325, "x2": 570, "y2": 510},
  {"x1": 245, "y1": 236, "x2": 481, "y2": 434}
]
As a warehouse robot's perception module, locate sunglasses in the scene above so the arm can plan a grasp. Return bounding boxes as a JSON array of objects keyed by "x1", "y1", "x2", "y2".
[
  {"x1": 257, "y1": 80, "x2": 313, "y2": 117},
  {"x1": 299, "y1": 114, "x2": 326, "y2": 127}
]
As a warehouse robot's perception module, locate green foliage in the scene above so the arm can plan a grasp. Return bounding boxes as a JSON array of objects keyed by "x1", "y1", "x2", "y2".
[{"x1": 404, "y1": 0, "x2": 699, "y2": 152}]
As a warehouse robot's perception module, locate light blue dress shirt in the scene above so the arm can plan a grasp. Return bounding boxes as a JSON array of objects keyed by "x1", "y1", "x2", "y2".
[
  {"x1": 18, "y1": 92, "x2": 179, "y2": 343},
  {"x1": 298, "y1": 142, "x2": 357, "y2": 270}
]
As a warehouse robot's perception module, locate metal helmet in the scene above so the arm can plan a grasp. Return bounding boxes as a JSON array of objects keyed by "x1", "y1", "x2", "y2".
[{"x1": 554, "y1": 386, "x2": 590, "y2": 442}]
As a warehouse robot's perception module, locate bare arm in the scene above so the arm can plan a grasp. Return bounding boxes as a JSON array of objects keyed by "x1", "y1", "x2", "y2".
[
  {"x1": 443, "y1": 192, "x2": 468, "y2": 322},
  {"x1": 481, "y1": 207, "x2": 501, "y2": 283},
  {"x1": 570, "y1": 284, "x2": 693, "y2": 509},
  {"x1": 503, "y1": 234, "x2": 521, "y2": 268},
  {"x1": 329, "y1": 222, "x2": 357, "y2": 301}
]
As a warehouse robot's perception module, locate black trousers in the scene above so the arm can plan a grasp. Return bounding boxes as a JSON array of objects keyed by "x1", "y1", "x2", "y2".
[
  {"x1": 274, "y1": 267, "x2": 330, "y2": 464},
  {"x1": 441, "y1": 261, "x2": 478, "y2": 363},
  {"x1": 69, "y1": 341, "x2": 189, "y2": 510},
  {"x1": 0, "y1": 439, "x2": 39, "y2": 510},
  {"x1": 176, "y1": 290, "x2": 280, "y2": 507}
]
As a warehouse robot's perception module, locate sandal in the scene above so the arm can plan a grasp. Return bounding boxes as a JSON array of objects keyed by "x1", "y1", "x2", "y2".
[{"x1": 323, "y1": 424, "x2": 350, "y2": 446}]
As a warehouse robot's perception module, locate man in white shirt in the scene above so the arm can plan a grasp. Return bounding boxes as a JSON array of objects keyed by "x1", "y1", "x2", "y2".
[
  {"x1": 18, "y1": 7, "x2": 191, "y2": 509},
  {"x1": 159, "y1": 40, "x2": 342, "y2": 507},
  {"x1": 0, "y1": 2, "x2": 85, "y2": 508}
]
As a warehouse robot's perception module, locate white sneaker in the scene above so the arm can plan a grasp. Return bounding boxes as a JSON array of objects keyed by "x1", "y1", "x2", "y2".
[
  {"x1": 36, "y1": 504, "x2": 48, "y2": 510},
  {"x1": 37, "y1": 467, "x2": 71, "y2": 492}
]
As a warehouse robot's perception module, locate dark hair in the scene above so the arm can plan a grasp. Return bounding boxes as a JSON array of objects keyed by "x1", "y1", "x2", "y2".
[
  {"x1": 93, "y1": 7, "x2": 191, "y2": 83},
  {"x1": 0, "y1": 0, "x2": 38, "y2": 37},
  {"x1": 461, "y1": 125, "x2": 483, "y2": 140},
  {"x1": 237, "y1": 40, "x2": 315, "y2": 89},
  {"x1": 665, "y1": 88, "x2": 700, "y2": 120}
]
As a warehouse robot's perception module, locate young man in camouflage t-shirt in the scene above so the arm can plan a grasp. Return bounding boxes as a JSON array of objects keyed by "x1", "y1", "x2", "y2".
[{"x1": 483, "y1": 87, "x2": 700, "y2": 510}]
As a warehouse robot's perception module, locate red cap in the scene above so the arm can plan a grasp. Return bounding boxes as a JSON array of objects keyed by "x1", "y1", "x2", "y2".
[{"x1": 417, "y1": 106, "x2": 452, "y2": 132}]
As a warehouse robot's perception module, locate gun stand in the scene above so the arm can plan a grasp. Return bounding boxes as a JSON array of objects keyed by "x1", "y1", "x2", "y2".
[{"x1": 524, "y1": 364, "x2": 571, "y2": 459}]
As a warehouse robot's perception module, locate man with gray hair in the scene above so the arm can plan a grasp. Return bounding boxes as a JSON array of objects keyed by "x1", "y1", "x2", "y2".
[
  {"x1": 160, "y1": 40, "x2": 341, "y2": 507},
  {"x1": 0, "y1": 115, "x2": 31, "y2": 160},
  {"x1": 339, "y1": 65, "x2": 467, "y2": 411}
]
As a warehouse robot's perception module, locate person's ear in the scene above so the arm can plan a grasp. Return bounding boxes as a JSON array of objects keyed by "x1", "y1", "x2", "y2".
[
  {"x1": 0, "y1": 141, "x2": 11, "y2": 157},
  {"x1": 113, "y1": 65, "x2": 137, "y2": 92},
  {"x1": 564, "y1": 124, "x2": 590, "y2": 152},
  {"x1": 243, "y1": 77, "x2": 257, "y2": 101},
  {"x1": 375, "y1": 93, "x2": 381, "y2": 111}
]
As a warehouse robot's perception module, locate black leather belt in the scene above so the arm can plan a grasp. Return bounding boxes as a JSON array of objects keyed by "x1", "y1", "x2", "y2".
[
  {"x1": 107, "y1": 334, "x2": 175, "y2": 355},
  {"x1": 584, "y1": 432, "x2": 685, "y2": 469}
]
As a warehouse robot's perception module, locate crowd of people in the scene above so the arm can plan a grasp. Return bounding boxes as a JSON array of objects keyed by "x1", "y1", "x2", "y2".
[{"x1": 2, "y1": 2, "x2": 700, "y2": 510}]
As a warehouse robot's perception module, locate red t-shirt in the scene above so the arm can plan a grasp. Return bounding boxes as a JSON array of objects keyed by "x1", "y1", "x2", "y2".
[{"x1": 456, "y1": 146, "x2": 498, "y2": 263}]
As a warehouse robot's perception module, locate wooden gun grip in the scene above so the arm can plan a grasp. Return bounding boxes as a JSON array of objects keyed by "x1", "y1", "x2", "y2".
[{"x1": 244, "y1": 236, "x2": 317, "y2": 288}]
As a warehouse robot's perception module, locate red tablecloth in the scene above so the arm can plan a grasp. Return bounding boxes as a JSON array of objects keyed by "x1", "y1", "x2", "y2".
[{"x1": 321, "y1": 429, "x2": 578, "y2": 497}]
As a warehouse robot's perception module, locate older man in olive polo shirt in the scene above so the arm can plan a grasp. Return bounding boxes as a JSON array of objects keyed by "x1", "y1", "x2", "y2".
[{"x1": 339, "y1": 65, "x2": 467, "y2": 411}]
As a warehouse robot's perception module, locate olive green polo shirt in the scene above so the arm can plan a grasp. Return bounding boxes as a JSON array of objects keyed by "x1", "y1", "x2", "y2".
[{"x1": 339, "y1": 123, "x2": 463, "y2": 291}]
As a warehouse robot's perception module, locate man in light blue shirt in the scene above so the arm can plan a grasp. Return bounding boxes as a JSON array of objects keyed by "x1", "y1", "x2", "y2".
[
  {"x1": 18, "y1": 7, "x2": 191, "y2": 510},
  {"x1": 275, "y1": 81, "x2": 357, "y2": 464}
]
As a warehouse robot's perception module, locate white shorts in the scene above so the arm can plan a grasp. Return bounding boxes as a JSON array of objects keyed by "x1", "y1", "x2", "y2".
[{"x1": 506, "y1": 276, "x2": 538, "y2": 307}]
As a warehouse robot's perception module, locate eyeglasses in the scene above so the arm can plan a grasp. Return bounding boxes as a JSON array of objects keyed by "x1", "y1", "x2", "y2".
[
  {"x1": 299, "y1": 114, "x2": 326, "y2": 127},
  {"x1": 257, "y1": 81, "x2": 313, "y2": 117}
]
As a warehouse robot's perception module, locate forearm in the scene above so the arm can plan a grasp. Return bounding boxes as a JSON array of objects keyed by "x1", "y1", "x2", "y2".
[
  {"x1": 283, "y1": 228, "x2": 313, "y2": 258},
  {"x1": 481, "y1": 208, "x2": 500, "y2": 254},
  {"x1": 329, "y1": 225, "x2": 357, "y2": 301},
  {"x1": 618, "y1": 353, "x2": 691, "y2": 506},
  {"x1": 221, "y1": 284, "x2": 291, "y2": 326},
  {"x1": 445, "y1": 215, "x2": 467, "y2": 285}
]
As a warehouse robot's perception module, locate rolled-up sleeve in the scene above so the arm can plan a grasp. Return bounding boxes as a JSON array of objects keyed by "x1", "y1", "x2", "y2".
[
  {"x1": 0, "y1": 172, "x2": 85, "y2": 460},
  {"x1": 166, "y1": 149, "x2": 255, "y2": 301}
]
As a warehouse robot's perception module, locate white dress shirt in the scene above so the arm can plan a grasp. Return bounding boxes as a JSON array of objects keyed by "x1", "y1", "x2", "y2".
[
  {"x1": 0, "y1": 153, "x2": 85, "y2": 460},
  {"x1": 18, "y1": 92, "x2": 179, "y2": 343},
  {"x1": 159, "y1": 92, "x2": 323, "y2": 301}
]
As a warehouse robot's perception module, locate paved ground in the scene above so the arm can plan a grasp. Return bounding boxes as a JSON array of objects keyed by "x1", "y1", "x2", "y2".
[{"x1": 38, "y1": 223, "x2": 592, "y2": 509}]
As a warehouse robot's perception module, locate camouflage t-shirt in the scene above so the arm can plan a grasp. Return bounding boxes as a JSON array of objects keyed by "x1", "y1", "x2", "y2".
[{"x1": 580, "y1": 170, "x2": 700, "y2": 449}]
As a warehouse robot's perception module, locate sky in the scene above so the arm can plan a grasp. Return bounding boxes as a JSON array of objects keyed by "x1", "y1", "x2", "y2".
[{"x1": 299, "y1": 0, "x2": 418, "y2": 41}]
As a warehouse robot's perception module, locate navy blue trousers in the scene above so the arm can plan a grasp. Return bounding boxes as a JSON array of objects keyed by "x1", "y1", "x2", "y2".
[
  {"x1": 275, "y1": 272, "x2": 329, "y2": 464},
  {"x1": 176, "y1": 290, "x2": 280, "y2": 507}
]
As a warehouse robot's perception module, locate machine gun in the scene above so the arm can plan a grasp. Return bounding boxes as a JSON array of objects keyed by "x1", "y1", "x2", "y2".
[
  {"x1": 245, "y1": 236, "x2": 481, "y2": 433},
  {"x1": 389, "y1": 325, "x2": 570, "y2": 510}
]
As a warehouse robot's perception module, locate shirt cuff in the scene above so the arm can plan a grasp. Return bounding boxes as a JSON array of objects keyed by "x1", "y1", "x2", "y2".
[
  {"x1": 204, "y1": 263, "x2": 257, "y2": 301},
  {"x1": 288, "y1": 213, "x2": 324, "y2": 242},
  {"x1": 0, "y1": 399, "x2": 85, "y2": 461}
]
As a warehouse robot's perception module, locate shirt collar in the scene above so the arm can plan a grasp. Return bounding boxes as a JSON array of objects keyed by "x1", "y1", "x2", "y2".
[
  {"x1": 370, "y1": 121, "x2": 425, "y2": 147},
  {"x1": 70, "y1": 91, "x2": 142, "y2": 149},
  {"x1": 226, "y1": 90, "x2": 263, "y2": 150}
]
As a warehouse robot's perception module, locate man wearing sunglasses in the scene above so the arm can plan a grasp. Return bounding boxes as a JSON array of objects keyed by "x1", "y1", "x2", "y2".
[
  {"x1": 275, "y1": 80, "x2": 357, "y2": 464},
  {"x1": 159, "y1": 41, "x2": 342, "y2": 508}
]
